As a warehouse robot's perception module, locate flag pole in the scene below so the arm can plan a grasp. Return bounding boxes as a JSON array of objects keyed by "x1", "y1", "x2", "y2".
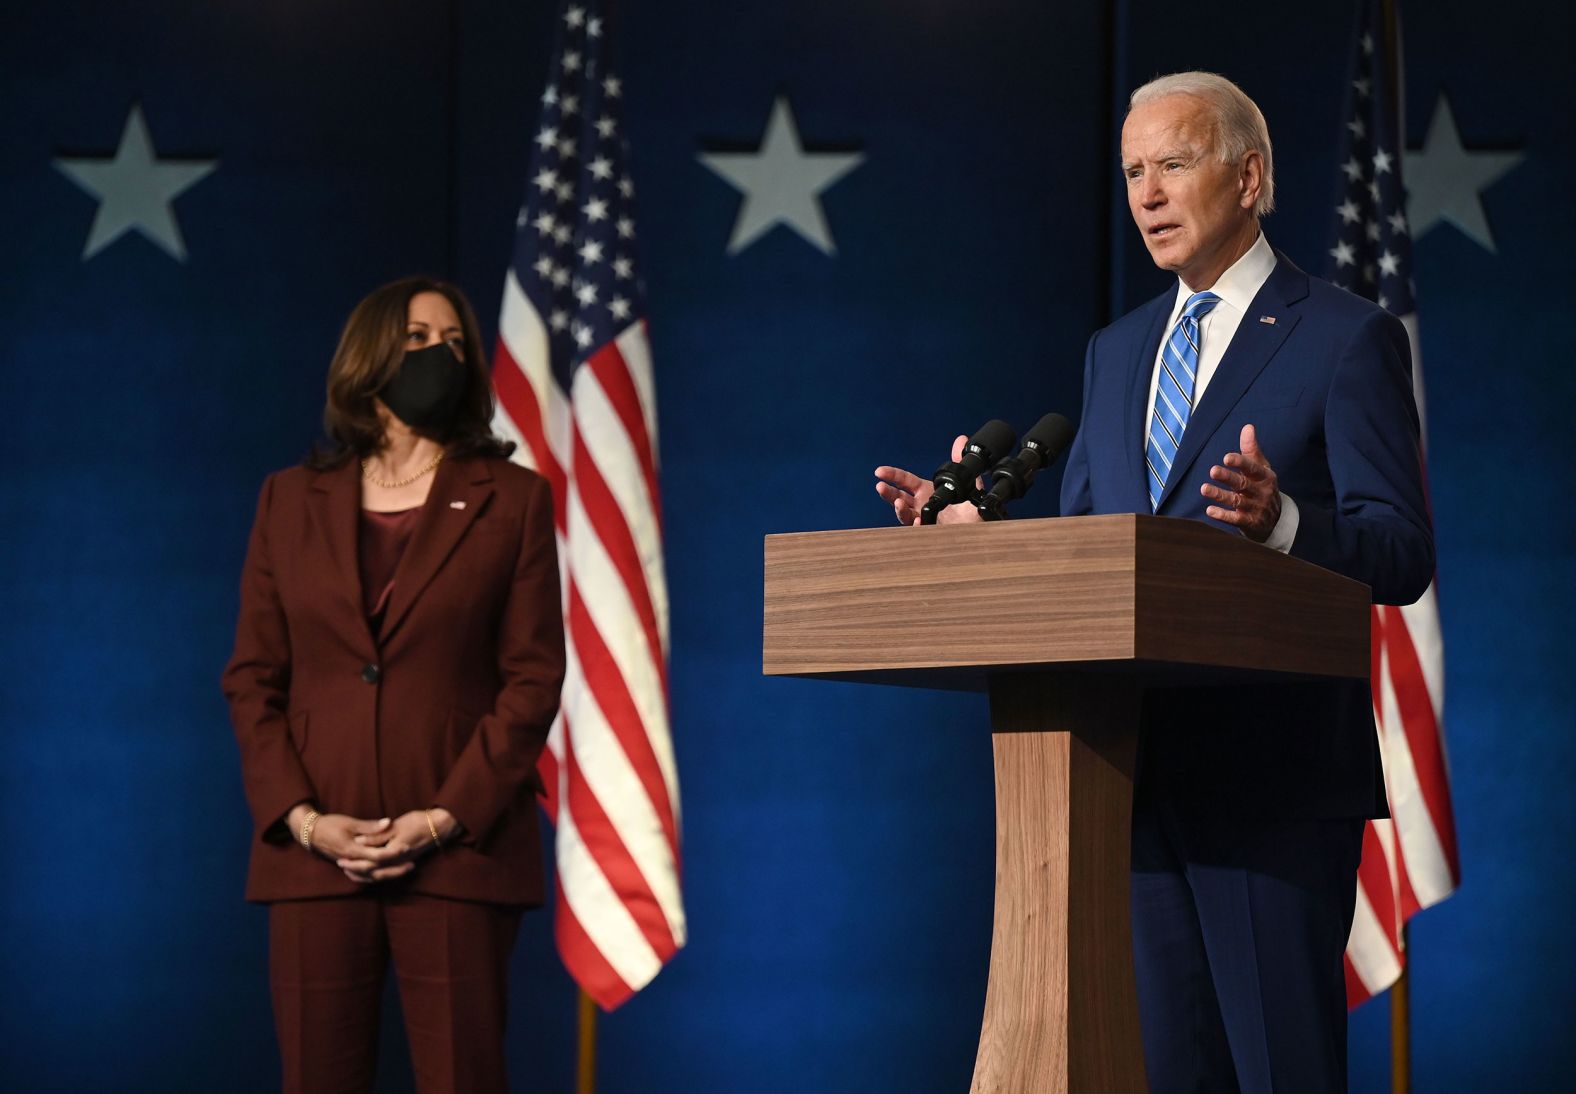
[
  {"x1": 1390, "y1": 924, "x2": 1410, "y2": 1094},
  {"x1": 577, "y1": 988, "x2": 598, "y2": 1094},
  {"x1": 1377, "y1": 5, "x2": 1409, "y2": 1085}
]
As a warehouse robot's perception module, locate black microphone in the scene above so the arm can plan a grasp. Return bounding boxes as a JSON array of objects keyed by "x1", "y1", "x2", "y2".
[
  {"x1": 975, "y1": 413, "x2": 1075, "y2": 520},
  {"x1": 919, "y1": 419, "x2": 1016, "y2": 525}
]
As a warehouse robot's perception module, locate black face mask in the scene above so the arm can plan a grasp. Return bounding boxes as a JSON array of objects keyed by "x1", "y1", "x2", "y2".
[{"x1": 378, "y1": 342, "x2": 467, "y2": 430}]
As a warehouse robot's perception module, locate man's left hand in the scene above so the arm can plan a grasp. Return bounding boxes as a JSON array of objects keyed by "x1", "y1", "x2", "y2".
[{"x1": 1201, "y1": 423, "x2": 1281, "y2": 543}]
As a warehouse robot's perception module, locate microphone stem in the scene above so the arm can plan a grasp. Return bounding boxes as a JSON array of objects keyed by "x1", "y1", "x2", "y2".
[{"x1": 975, "y1": 493, "x2": 1008, "y2": 521}]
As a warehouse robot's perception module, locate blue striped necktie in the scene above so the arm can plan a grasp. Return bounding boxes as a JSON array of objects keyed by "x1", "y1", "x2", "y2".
[{"x1": 1146, "y1": 290, "x2": 1221, "y2": 510}]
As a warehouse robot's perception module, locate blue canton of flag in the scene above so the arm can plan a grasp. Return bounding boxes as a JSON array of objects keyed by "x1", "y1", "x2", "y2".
[
  {"x1": 1325, "y1": 2, "x2": 1414, "y2": 315},
  {"x1": 518, "y1": 3, "x2": 646, "y2": 393}
]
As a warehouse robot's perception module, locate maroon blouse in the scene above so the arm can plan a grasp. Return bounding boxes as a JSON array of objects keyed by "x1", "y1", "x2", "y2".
[{"x1": 359, "y1": 507, "x2": 420, "y2": 635}]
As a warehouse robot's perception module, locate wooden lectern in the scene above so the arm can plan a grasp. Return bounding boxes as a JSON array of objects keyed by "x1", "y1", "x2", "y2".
[{"x1": 762, "y1": 514, "x2": 1370, "y2": 1093}]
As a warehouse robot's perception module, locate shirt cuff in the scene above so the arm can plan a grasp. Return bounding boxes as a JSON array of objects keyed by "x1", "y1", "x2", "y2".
[{"x1": 1263, "y1": 492, "x2": 1299, "y2": 553}]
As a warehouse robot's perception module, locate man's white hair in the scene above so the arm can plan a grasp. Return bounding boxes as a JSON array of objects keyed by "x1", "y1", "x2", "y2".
[{"x1": 1130, "y1": 71, "x2": 1276, "y2": 217}]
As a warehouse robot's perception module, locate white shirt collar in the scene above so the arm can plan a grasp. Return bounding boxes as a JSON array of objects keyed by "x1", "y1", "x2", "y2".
[{"x1": 1175, "y1": 231, "x2": 1276, "y2": 316}]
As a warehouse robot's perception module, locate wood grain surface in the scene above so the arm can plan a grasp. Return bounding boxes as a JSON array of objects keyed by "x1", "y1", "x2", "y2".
[
  {"x1": 761, "y1": 516, "x2": 1373, "y2": 1091},
  {"x1": 970, "y1": 674, "x2": 1146, "y2": 1094},
  {"x1": 763, "y1": 515, "x2": 1369, "y2": 686}
]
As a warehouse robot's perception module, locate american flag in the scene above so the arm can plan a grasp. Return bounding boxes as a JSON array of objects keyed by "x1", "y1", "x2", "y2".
[
  {"x1": 490, "y1": 0, "x2": 684, "y2": 1009},
  {"x1": 1325, "y1": 0, "x2": 1460, "y2": 1009}
]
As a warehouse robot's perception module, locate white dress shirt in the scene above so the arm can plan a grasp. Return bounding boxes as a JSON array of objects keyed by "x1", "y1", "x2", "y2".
[{"x1": 1144, "y1": 232, "x2": 1299, "y2": 551}]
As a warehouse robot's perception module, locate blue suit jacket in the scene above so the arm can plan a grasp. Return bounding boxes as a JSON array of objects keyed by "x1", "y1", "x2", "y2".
[{"x1": 1060, "y1": 252, "x2": 1434, "y2": 820}]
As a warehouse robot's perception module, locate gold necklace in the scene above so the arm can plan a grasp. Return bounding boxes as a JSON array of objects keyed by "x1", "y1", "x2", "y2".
[{"x1": 361, "y1": 451, "x2": 444, "y2": 489}]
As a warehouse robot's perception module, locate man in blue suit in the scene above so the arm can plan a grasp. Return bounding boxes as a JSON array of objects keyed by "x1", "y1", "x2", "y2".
[{"x1": 876, "y1": 72, "x2": 1433, "y2": 1092}]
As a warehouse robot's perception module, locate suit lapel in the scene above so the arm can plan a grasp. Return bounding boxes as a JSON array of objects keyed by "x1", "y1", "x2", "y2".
[
  {"x1": 1126, "y1": 293, "x2": 1175, "y2": 504},
  {"x1": 306, "y1": 459, "x2": 372, "y2": 647},
  {"x1": 1156, "y1": 254, "x2": 1308, "y2": 512},
  {"x1": 379, "y1": 457, "x2": 495, "y2": 642}
]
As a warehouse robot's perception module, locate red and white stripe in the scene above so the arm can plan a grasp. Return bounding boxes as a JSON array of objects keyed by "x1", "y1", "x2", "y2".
[
  {"x1": 1344, "y1": 313, "x2": 1460, "y2": 1007},
  {"x1": 493, "y1": 269, "x2": 684, "y2": 1009}
]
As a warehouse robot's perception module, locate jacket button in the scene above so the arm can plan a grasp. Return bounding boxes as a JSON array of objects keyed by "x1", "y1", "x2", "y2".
[{"x1": 361, "y1": 663, "x2": 380, "y2": 684}]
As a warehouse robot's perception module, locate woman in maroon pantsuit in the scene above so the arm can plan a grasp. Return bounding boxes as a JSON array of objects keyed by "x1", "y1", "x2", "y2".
[{"x1": 223, "y1": 278, "x2": 565, "y2": 1093}]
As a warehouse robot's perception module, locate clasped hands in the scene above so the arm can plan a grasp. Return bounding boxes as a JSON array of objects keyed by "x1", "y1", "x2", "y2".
[
  {"x1": 875, "y1": 424, "x2": 1281, "y2": 543},
  {"x1": 288, "y1": 803, "x2": 462, "y2": 884}
]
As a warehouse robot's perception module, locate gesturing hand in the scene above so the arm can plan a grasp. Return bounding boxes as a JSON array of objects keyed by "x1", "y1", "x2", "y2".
[
  {"x1": 1201, "y1": 423, "x2": 1282, "y2": 543},
  {"x1": 874, "y1": 435, "x2": 983, "y2": 526}
]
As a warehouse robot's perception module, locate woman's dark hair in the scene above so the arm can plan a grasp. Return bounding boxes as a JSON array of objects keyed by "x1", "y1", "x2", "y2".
[{"x1": 306, "y1": 276, "x2": 515, "y2": 468}]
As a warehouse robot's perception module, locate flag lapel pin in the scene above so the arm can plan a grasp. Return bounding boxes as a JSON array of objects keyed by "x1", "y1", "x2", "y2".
[
  {"x1": 1259, "y1": 315, "x2": 1278, "y2": 325},
  {"x1": 450, "y1": 500, "x2": 467, "y2": 510}
]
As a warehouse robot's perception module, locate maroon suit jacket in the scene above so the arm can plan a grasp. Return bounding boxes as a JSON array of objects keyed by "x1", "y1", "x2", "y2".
[{"x1": 222, "y1": 454, "x2": 565, "y2": 905}]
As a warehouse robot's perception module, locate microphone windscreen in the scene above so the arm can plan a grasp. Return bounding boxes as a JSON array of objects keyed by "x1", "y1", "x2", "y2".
[
  {"x1": 1022, "y1": 413, "x2": 1075, "y2": 462},
  {"x1": 970, "y1": 418, "x2": 1017, "y2": 462}
]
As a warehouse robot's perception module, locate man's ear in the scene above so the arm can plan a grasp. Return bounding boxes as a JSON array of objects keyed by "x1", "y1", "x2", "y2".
[{"x1": 1239, "y1": 150, "x2": 1264, "y2": 210}]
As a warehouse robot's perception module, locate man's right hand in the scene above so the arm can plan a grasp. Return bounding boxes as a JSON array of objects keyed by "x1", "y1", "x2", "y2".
[{"x1": 874, "y1": 434, "x2": 984, "y2": 526}]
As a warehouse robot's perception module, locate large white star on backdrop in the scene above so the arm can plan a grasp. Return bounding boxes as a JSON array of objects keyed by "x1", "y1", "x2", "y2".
[
  {"x1": 54, "y1": 104, "x2": 217, "y2": 262},
  {"x1": 1404, "y1": 93, "x2": 1523, "y2": 254},
  {"x1": 698, "y1": 97, "x2": 864, "y2": 256}
]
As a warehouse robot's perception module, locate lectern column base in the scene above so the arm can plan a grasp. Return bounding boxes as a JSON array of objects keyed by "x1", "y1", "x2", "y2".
[{"x1": 969, "y1": 673, "x2": 1147, "y2": 1094}]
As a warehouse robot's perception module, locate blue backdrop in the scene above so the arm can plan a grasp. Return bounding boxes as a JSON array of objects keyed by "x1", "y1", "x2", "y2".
[{"x1": 2, "y1": 1, "x2": 1570, "y2": 1091}]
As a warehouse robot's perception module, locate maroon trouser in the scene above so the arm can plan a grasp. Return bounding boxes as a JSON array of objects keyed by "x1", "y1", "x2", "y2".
[{"x1": 269, "y1": 893, "x2": 522, "y2": 1094}]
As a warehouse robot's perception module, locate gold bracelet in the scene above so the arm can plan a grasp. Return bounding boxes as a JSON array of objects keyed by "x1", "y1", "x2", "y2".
[
  {"x1": 299, "y1": 808, "x2": 320, "y2": 851},
  {"x1": 424, "y1": 810, "x2": 444, "y2": 851}
]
